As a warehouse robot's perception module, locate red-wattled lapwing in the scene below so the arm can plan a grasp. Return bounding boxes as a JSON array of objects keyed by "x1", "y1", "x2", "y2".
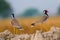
[
  {"x1": 11, "y1": 13, "x2": 22, "y2": 30},
  {"x1": 31, "y1": 10, "x2": 49, "y2": 27}
]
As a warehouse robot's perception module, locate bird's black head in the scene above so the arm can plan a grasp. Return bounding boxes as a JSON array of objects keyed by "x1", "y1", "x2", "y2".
[
  {"x1": 43, "y1": 10, "x2": 48, "y2": 16},
  {"x1": 11, "y1": 13, "x2": 14, "y2": 18}
]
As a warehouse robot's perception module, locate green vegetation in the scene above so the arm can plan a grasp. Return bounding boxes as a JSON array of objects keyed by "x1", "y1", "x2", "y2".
[
  {"x1": 58, "y1": 6, "x2": 60, "y2": 15},
  {"x1": 20, "y1": 8, "x2": 42, "y2": 17},
  {"x1": 0, "y1": 0, "x2": 11, "y2": 18}
]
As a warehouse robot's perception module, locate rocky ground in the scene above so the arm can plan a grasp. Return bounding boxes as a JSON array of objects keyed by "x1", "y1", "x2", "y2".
[{"x1": 0, "y1": 26, "x2": 60, "y2": 40}]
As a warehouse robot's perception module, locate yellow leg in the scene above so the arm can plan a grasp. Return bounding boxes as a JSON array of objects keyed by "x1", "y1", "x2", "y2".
[
  {"x1": 14, "y1": 27, "x2": 19, "y2": 35},
  {"x1": 14, "y1": 27, "x2": 16, "y2": 35}
]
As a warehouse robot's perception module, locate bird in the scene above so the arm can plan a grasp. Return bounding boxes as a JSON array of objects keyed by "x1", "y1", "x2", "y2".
[
  {"x1": 31, "y1": 10, "x2": 49, "y2": 27},
  {"x1": 11, "y1": 13, "x2": 22, "y2": 30}
]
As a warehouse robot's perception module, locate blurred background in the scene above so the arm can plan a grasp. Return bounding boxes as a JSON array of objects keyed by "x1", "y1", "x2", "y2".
[
  {"x1": 0, "y1": 0, "x2": 60, "y2": 34},
  {"x1": 0, "y1": 0, "x2": 60, "y2": 18}
]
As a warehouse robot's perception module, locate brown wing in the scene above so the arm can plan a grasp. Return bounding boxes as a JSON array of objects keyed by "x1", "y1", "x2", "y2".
[
  {"x1": 41, "y1": 16, "x2": 48, "y2": 23},
  {"x1": 11, "y1": 18, "x2": 22, "y2": 29},
  {"x1": 34, "y1": 16, "x2": 48, "y2": 24}
]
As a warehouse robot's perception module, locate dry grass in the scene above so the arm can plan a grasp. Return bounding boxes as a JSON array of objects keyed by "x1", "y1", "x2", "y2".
[
  {"x1": 0, "y1": 26, "x2": 60, "y2": 40},
  {"x1": 0, "y1": 16, "x2": 60, "y2": 34}
]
